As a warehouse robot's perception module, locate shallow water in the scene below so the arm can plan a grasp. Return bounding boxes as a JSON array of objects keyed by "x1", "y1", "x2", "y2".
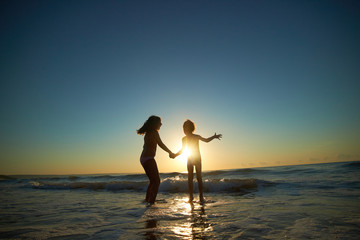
[{"x1": 1, "y1": 161, "x2": 360, "y2": 239}]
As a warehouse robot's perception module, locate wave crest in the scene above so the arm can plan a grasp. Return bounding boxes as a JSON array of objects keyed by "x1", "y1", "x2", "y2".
[{"x1": 29, "y1": 178, "x2": 272, "y2": 193}]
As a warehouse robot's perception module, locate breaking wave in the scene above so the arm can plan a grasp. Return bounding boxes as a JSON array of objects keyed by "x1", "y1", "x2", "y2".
[{"x1": 29, "y1": 178, "x2": 273, "y2": 193}]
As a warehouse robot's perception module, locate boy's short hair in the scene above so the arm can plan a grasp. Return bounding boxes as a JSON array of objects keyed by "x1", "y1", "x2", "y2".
[{"x1": 183, "y1": 119, "x2": 195, "y2": 134}]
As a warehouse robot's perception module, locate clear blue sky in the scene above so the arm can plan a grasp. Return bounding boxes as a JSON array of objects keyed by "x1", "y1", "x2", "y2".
[{"x1": 1, "y1": 0, "x2": 359, "y2": 174}]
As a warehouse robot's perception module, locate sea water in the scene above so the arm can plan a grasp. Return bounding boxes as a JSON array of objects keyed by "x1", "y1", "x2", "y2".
[{"x1": 1, "y1": 161, "x2": 359, "y2": 239}]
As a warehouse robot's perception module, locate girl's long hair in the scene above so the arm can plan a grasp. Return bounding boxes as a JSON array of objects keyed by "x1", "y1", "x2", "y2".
[{"x1": 137, "y1": 115, "x2": 161, "y2": 135}]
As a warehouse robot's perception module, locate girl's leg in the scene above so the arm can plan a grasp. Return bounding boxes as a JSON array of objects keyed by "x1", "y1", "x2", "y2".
[
  {"x1": 142, "y1": 159, "x2": 160, "y2": 204},
  {"x1": 187, "y1": 161, "x2": 194, "y2": 202},
  {"x1": 142, "y1": 161, "x2": 152, "y2": 202},
  {"x1": 195, "y1": 162, "x2": 204, "y2": 202},
  {"x1": 145, "y1": 184, "x2": 151, "y2": 202},
  {"x1": 141, "y1": 163, "x2": 151, "y2": 202}
]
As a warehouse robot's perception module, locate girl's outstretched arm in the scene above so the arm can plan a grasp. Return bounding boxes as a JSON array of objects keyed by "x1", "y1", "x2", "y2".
[
  {"x1": 154, "y1": 131, "x2": 174, "y2": 155},
  {"x1": 199, "y1": 133, "x2": 222, "y2": 143}
]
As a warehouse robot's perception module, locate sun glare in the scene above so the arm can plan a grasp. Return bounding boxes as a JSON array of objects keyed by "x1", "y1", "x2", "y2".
[{"x1": 178, "y1": 147, "x2": 191, "y2": 163}]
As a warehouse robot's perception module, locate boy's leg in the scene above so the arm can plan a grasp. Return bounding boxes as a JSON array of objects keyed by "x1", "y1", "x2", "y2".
[
  {"x1": 187, "y1": 161, "x2": 194, "y2": 202},
  {"x1": 195, "y1": 161, "x2": 204, "y2": 202}
]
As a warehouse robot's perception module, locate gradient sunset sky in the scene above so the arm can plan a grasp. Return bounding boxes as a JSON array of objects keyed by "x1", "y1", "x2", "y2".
[{"x1": 1, "y1": 0, "x2": 359, "y2": 175}]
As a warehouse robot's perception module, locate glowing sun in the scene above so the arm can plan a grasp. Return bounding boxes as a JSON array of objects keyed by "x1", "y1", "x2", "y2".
[{"x1": 178, "y1": 147, "x2": 191, "y2": 163}]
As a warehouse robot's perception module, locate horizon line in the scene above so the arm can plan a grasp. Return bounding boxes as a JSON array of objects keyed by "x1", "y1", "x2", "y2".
[{"x1": 1, "y1": 160, "x2": 358, "y2": 176}]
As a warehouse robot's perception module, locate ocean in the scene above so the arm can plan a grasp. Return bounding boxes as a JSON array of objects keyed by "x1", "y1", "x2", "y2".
[{"x1": 1, "y1": 161, "x2": 359, "y2": 239}]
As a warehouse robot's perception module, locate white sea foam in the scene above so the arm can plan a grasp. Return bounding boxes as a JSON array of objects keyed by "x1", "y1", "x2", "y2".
[{"x1": 28, "y1": 177, "x2": 268, "y2": 193}]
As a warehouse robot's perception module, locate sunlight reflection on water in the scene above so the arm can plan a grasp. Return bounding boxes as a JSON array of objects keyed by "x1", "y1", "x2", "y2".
[{"x1": 169, "y1": 197, "x2": 213, "y2": 239}]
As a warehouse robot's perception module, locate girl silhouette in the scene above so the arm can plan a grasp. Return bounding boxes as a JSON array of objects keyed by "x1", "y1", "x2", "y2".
[{"x1": 137, "y1": 116, "x2": 175, "y2": 204}]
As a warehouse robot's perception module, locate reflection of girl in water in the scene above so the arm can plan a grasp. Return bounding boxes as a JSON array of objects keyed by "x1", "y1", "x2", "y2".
[
  {"x1": 137, "y1": 115, "x2": 175, "y2": 205},
  {"x1": 175, "y1": 119, "x2": 222, "y2": 203}
]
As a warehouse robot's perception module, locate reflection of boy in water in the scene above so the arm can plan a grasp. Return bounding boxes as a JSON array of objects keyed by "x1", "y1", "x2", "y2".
[{"x1": 175, "y1": 120, "x2": 222, "y2": 203}]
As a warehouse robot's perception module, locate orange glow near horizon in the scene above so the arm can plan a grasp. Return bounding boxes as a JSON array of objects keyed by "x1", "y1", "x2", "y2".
[{"x1": 1, "y1": 120, "x2": 359, "y2": 175}]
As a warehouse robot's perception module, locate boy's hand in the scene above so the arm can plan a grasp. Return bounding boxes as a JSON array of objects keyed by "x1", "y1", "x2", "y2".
[
  {"x1": 169, "y1": 152, "x2": 176, "y2": 159},
  {"x1": 214, "y1": 133, "x2": 222, "y2": 140}
]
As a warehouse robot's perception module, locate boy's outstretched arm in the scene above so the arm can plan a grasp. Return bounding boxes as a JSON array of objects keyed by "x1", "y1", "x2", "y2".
[{"x1": 199, "y1": 133, "x2": 222, "y2": 143}]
